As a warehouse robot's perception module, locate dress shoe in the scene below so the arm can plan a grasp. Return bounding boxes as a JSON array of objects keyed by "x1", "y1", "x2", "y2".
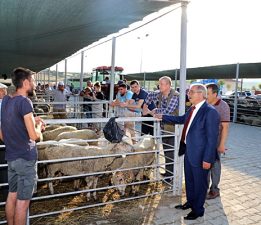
[
  {"x1": 206, "y1": 191, "x2": 220, "y2": 200},
  {"x1": 175, "y1": 202, "x2": 191, "y2": 210},
  {"x1": 184, "y1": 211, "x2": 203, "y2": 220}
]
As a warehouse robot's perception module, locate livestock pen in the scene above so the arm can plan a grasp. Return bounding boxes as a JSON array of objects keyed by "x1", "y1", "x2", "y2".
[{"x1": 0, "y1": 117, "x2": 183, "y2": 224}]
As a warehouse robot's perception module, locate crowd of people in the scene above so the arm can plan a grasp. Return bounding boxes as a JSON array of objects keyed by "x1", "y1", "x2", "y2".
[{"x1": 0, "y1": 66, "x2": 230, "y2": 223}]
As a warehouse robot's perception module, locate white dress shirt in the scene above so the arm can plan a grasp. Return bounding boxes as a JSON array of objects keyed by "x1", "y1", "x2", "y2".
[{"x1": 185, "y1": 100, "x2": 206, "y2": 143}]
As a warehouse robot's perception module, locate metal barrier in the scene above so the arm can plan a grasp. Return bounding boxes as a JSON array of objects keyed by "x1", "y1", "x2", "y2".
[
  {"x1": 0, "y1": 117, "x2": 180, "y2": 224},
  {"x1": 32, "y1": 100, "x2": 110, "y2": 121},
  {"x1": 222, "y1": 97, "x2": 261, "y2": 126}
]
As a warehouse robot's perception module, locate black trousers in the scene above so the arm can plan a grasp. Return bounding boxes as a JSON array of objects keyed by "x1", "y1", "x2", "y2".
[
  {"x1": 162, "y1": 135, "x2": 175, "y2": 177},
  {"x1": 141, "y1": 115, "x2": 154, "y2": 135}
]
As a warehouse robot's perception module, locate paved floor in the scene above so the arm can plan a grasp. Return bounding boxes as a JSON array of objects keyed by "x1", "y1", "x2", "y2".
[{"x1": 149, "y1": 123, "x2": 261, "y2": 225}]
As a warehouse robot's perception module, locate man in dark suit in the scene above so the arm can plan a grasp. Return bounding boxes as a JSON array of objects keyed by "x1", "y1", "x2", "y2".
[{"x1": 156, "y1": 84, "x2": 220, "y2": 220}]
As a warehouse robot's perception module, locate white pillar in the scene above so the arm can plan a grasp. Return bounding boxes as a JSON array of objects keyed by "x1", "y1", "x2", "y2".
[
  {"x1": 64, "y1": 59, "x2": 67, "y2": 85},
  {"x1": 174, "y1": 0, "x2": 189, "y2": 196},
  {"x1": 174, "y1": 68, "x2": 178, "y2": 90},
  {"x1": 48, "y1": 68, "x2": 50, "y2": 85},
  {"x1": 80, "y1": 51, "x2": 84, "y2": 91},
  {"x1": 179, "y1": 1, "x2": 188, "y2": 116},
  {"x1": 109, "y1": 37, "x2": 116, "y2": 102},
  {"x1": 55, "y1": 64, "x2": 58, "y2": 85},
  {"x1": 233, "y1": 63, "x2": 240, "y2": 123},
  {"x1": 43, "y1": 70, "x2": 46, "y2": 86}
]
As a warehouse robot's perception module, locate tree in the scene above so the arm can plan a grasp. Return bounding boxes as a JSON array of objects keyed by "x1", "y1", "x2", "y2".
[
  {"x1": 218, "y1": 80, "x2": 225, "y2": 86},
  {"x1": 226, "y1": 84, "x2": 231, "y2": 90},
  {"x1": 258, "y1": 83, "x2": 261, "y2": 90}
]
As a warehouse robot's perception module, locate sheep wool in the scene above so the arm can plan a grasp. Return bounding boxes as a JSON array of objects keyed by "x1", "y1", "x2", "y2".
[
  {"x1": 55, "y1": 129, "x2": 98, "y2": 145},
  {"x1": 43, "y1": 126, "x2": 77, "y2": 141}
]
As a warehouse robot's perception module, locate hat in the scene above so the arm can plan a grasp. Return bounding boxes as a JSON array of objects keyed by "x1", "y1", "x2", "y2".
[
  {"x1": 58, "y1": 81, "x2": 64, "y2": 86},
  {"x1": 117, "y1": 80, "x2": 124, "y2": 85},
  {"x1": 0, "y1": 83, "x2": 7, "y2": 89}
]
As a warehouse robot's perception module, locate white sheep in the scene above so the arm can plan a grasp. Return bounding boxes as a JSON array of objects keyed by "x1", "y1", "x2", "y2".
[
  {"x1": 44, "y1": 124, "x2": 65, "y2": 132},
  {"x1": 43, "y1": 126, "x2": 77, "y2": 141},
  {"x1": 111, "y1": 135, "x2": 156, "y2": 196},
  {"x1": 39, "y1": 143, "x2": 129, "y2": 201},
  {"x1": 55, "y1": 129, "x2": 98, "y2": 146}
]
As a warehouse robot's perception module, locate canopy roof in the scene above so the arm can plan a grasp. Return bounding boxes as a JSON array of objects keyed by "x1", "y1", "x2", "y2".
[
  {"x1": 125, "y1": 62, "x2": 261, "y2": 80},
  {"x1": 0, "y1": 0, "x2": 176, "y2": 77}
]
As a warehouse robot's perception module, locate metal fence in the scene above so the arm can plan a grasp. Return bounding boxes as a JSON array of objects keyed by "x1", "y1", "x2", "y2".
[
  {"x1": 0, "y1": 117, "x2": 182, "y2": 224},
  {"x1": 222, "y1": 97, "x2": 261, "y2": 126}
]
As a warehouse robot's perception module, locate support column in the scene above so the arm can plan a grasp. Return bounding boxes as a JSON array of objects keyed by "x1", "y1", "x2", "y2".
[
  {"x1": 48, "y1": 68, "x2": 50, "y2": 86},
  {"x1": 233, "y1": 63, "x2": 240, "y2": 123},
  {"x1": 174, "y1": 69, "x2": 178, "y2": 90},
  {"x1": 109, "y1": 37, "x2": 116, "y2": 103},
  {"x1": 65, "y1": 59, "x2": 67, "y2": 85},
  {"x1": 174, "y1": 0, "x2": 189, "y2": 196},
  {"x1": 80, "y1": 51, "x2": 84, "y2": 91},
  {"x1": 55, "y1": 64, "x2": 58, "y2": 86}
]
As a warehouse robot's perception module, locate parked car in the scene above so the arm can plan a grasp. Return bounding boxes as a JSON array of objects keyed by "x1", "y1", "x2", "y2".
[
  {"x1": 255, "y1": 94, "x2": 261, "y2": 100},
  {"x1": 227, "y1": 91, "x2": 253, "y2": 99}
]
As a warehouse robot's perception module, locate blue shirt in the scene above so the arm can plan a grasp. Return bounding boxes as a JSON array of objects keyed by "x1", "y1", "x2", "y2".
[
  {"x1": 1, "y1": 95, "x2": 37, "y2": 161},
  {"x1": 132, "y1": 89, "x2": 155, "y2": 112},
  {"x1": 115, "y1": 90, "x2": 133, "y2": 116}
]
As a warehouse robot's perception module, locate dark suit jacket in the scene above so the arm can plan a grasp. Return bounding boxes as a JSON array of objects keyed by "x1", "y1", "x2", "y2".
[{"x1": 163, "y1": 102, "x2": 220, "y2": 167}]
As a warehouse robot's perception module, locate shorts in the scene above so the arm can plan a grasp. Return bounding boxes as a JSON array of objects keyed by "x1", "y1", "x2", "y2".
[{"x1": 8, "y1": 158, "x2": 38, "y2": 200}]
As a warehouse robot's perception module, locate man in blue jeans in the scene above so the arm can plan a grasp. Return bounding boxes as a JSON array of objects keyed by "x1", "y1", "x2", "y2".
[{"x1": 0, "y1": 67, "x2": 45, "y2": 225}]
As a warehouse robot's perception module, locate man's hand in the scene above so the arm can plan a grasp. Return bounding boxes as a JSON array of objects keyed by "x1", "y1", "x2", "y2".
[
  {"x1": 110, "y1": 100, "x2": 120, "y2": 107},
  {"x1": 217, "y1": 144, "x2": 226, "y2": 153},
  {"x1": 142, "y1": 104, "x2": 150, "y2": 116},
  {"x1": 120, "y1": 102, "x2": 127, "y2": 108},
  {"x1": 154, "y1": 114, "x2": 162, "y2": 119},
  {"x1": 34, "y1": 116, "x2": 45, "y2": 131},
  {"x1": 202, "y1": 161, "x2": 211, "y2": 170}
]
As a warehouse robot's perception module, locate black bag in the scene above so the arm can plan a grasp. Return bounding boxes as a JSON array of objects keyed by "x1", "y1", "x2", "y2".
[{"x1": 103, "y1": 117, "x2": 124, "y2": 143}]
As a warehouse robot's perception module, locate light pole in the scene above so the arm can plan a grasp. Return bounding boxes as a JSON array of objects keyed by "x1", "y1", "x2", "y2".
[{"x1": 137, "y1": 33, "x2": 149, "y2": 88}]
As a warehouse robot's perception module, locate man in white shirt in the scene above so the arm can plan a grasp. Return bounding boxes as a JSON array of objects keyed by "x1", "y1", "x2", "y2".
[{"x1": 53, "y1": 81, "x2": 71, "y2": 119}]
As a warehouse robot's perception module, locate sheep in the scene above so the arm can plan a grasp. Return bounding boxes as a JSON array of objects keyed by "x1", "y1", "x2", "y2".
[
  {"x1": 39, "y1": 143, "x2": 129, "y2": 201},
  {"x1": 104, "y1": 141, "x2": 135, "y2": 171},
  {"x1": 58, "y1": 138, "x2": 89, "y2": 146},
  {"x1": 55, "y1": 129, "x2": 98, "y2": 146},
  {"x1": 44, "y1": 124, "x2": 66, "y2": 132},
  {"x1": 111, "y1": 135, "x2": 156, "y2": 196},
  {"x1": 42, "y1": 126, "x2": 77, "y2": 141},
  {"x1": 240, "y1": 115, "x2": 261, "y2": 126}
]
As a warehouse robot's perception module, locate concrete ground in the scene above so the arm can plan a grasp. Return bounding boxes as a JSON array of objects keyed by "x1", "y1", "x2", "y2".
[{"x1": 146, "y1": 123, "x2": 261, "y2": 225}]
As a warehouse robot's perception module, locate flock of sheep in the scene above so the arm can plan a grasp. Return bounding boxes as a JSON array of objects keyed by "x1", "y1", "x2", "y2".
[{"x1": 37, "y1": 125, "x2": 157, "y2": 201}]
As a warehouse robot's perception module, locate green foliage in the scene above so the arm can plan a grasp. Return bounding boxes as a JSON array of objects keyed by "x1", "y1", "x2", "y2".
[{"x1": 218, "y1": 80, "x2": 225, "y2": 86}]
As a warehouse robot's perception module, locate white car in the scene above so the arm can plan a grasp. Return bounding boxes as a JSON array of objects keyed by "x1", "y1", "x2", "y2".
[{"x1": 255, "y1": 94, "x2": 261, "y2": 100}]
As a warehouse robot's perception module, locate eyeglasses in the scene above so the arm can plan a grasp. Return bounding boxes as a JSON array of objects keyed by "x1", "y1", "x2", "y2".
[{"x1": 188, "y1": 90, "x2": 203, "y2": 94}]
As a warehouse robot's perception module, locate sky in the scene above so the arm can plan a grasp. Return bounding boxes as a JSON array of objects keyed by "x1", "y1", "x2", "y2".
[{"x1": 52, "y1": 0, "x2": 261, "y2": 84}]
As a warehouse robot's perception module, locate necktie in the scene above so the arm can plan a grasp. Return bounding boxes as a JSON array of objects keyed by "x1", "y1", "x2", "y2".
[{"x1": 181, "y1": 106, "x2": 196, "y2": 143}]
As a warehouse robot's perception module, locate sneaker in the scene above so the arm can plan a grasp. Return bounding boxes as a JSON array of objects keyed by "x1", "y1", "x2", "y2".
[{"x1": 206, "y1": 191, "x2": 220, "y2": 199}]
